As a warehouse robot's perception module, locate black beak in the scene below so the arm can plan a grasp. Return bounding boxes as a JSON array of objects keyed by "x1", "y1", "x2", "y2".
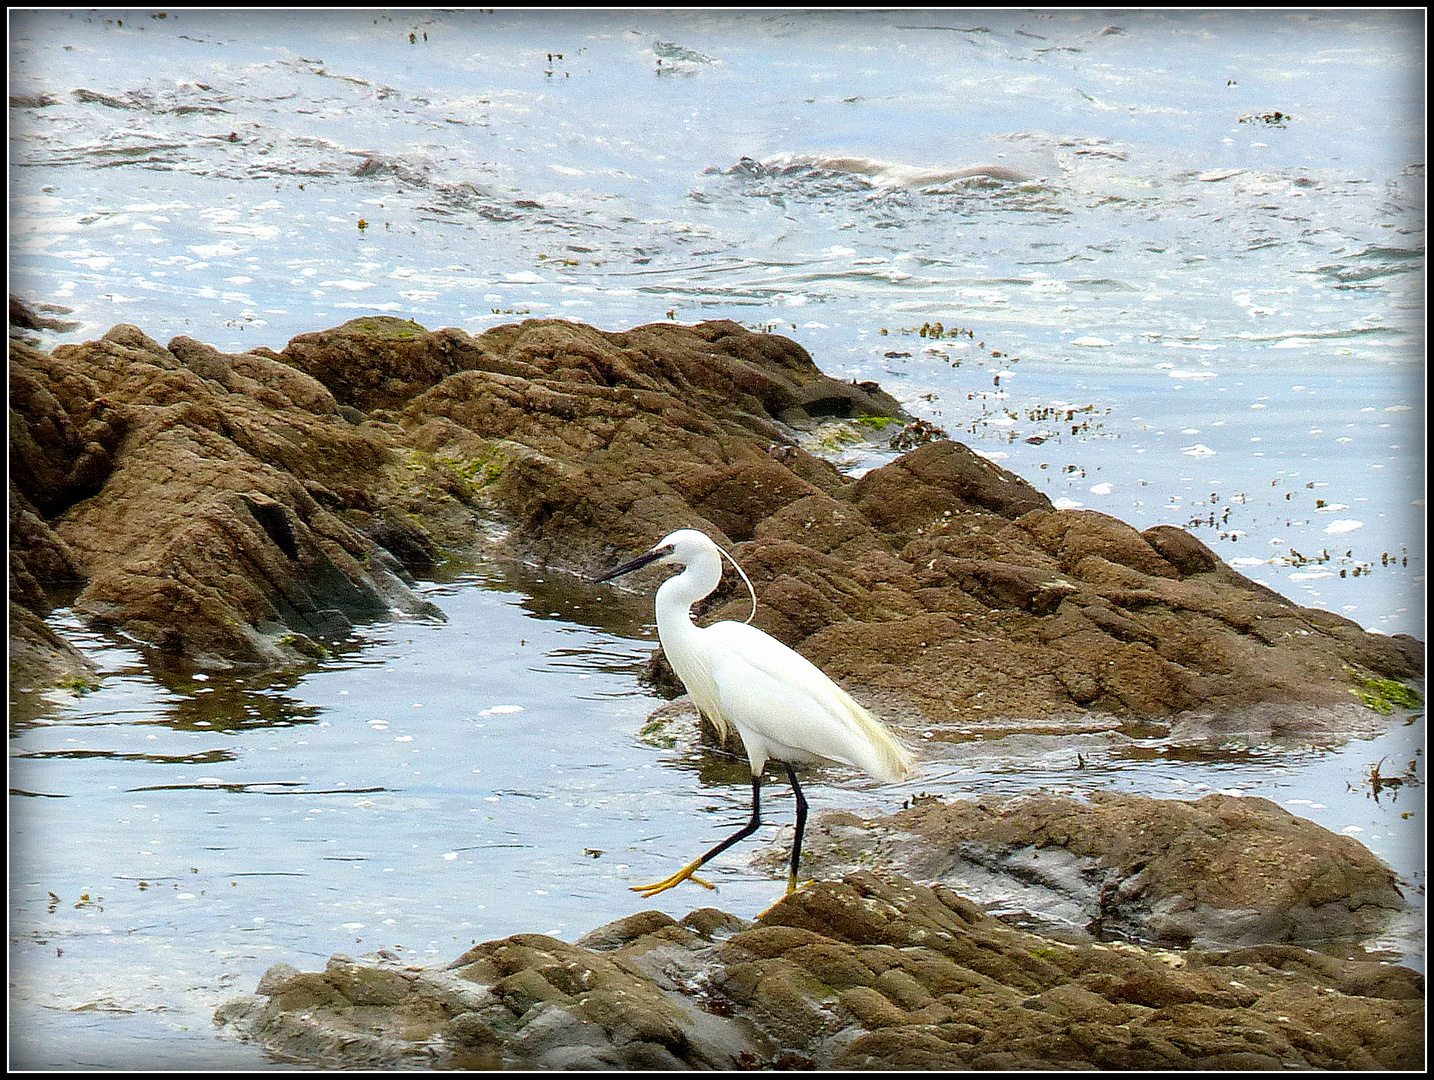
[{"x1": 592, "y1": 544, "x2": 672, "y2": 584}]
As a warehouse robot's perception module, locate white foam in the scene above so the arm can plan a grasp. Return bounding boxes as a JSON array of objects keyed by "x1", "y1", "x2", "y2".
[
  {"x1": 1322, "y1": 520, "x2": 1364, "y2": 534},
  {"x1": 479, "y1": 705, "x2": 525, "y2": 717}
]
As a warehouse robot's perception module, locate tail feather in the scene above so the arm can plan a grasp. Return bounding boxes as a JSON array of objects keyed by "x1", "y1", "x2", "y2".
[{"x1": 849, "y1": 705, "x2": 915, "y2": 784}]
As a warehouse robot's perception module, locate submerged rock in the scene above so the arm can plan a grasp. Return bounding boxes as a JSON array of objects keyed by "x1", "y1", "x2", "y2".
[
  {"x1": 7, "y1": 600, "x2": 99, "y2": 696},
  {"x1": 8, "y1": 294, "x2": 80, "y2": 337},
  {"x1": 215, "y1": 872, "x2": 1423, "y2": 1070},
  {"x1": 10, "y1": 315, "x2": 1421, "y2": 733}
]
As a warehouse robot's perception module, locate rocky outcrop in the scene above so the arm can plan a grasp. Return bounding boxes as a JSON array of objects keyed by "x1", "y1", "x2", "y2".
[
  {"x1": 7, "y1": 600, "x2": 98, "y2": 696},
  {"x1": 797, "y1": 792, "x2": 1408, "y2": 949},
  {"x1": 10, "y1": 315, "x2": 1421, "y2": 726},
  {"x1": 9, "y1": 326, "x2": 442, "y2": 667},
  {"x1": 8, "y1": 294, "x2": 80, "y2": 337},
  {"x1": 215, "y1": 872, "x2": 1423, "y2": 1070}
]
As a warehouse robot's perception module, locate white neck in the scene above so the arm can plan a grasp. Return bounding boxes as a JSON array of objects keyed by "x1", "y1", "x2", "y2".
[
  {"x1": 656, "y1": 543, "x2": 721, "y2": 617},
  {"x1": 655, "y1": 543, "x2": 722, "y2": 665}
]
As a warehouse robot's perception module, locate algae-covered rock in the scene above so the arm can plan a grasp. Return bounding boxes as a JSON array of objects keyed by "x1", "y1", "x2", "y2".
[{"x1": 8, "y1": 324, "x2": 441, "y2": 669}]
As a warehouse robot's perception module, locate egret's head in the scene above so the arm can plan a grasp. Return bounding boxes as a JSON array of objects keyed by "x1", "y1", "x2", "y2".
[
  {"x1": 657, "y1": 529, "x2": 717, "y2": 564},
  {"x1": 592, "y1": 529, "x2": 757, "y2": 624},
  {"x1": 591, "y1": 529, "x2": 716, "y2": 582}
]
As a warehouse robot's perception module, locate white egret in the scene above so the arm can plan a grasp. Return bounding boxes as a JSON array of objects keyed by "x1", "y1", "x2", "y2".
[{"x1": 594, "y1": 529, "x2": 914, "y2": 897}]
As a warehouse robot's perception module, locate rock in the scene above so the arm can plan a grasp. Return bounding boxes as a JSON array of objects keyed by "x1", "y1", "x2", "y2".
[
  {"x1": 10, "y1": 484, "x2": 84, "y2": 603},
  {"x1": 8, "y1": 600, "x2": 99, "y2": 701},
  {"x1": 573, "y1": 908, "x2": 681, "y2": 950},
  {"x1": 215, "y1": 873, "x2": 1424, "y2": 1070},
  {"x1": 849, "y1": 438, "x2": 1055, "y2": 532},
  {"x1": 15, "y1": 314, "x2": 1420, "y2": 1067},
  {"x1": 281, "y1": 317, "x2": 480, "y2": 414},
  {"x1": 9, "y1": 481, "x2": 94, "y2": 699},
  {"x1": 9, "y1": 294, "x2": 80, "y2": 335},
  {"x1": 794, "y1": 792, "x2": 1408, "y2": 948},
  {"x1": 8, "y1": 324, "x2": 443, "y2": 668},
  {"x1": 9, "y1": 315, "x2": 1421, "y2": 731}
]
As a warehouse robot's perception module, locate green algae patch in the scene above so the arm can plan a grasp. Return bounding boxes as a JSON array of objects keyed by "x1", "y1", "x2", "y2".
[
  {"x1": 447, "y1": 446, "x2": 510, "y2": 489},
  {"x1": 280, "y1": 634, "x2": 331, "y2": 660},
  {"x1": 336, "y1": 316, "x2": 430, "y2": 339},
  {"x1": 1350, "y1": 672, "x2": 1423, "y2": 715},
  {"x1": 855, "y1": 415, "x2": 900, "y2": 431},
  {"x1": 58, "y1": 674, "x2": 103, "y2": 695}
]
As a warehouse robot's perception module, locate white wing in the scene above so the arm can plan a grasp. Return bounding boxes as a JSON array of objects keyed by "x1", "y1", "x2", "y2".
[{"x1": 702, "y1": 620, "x2": 912, "y2": 783}]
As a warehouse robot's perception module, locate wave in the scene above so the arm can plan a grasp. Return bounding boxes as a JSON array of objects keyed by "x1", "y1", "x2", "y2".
[{"x1": 747, "y1": 152, "x2": 1036, "y2": 187}]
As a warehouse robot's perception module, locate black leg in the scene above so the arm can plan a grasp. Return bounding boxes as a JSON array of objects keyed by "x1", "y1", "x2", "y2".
[
  {"x1": 631, "y1": 771, "x2": 765, "y2": 897},
  {"x1": 696, "y1": 771, "x2": 764, "y2": 866},
  {"x1": 784, "y1": 763, "x2": 808, "y2": 894}
]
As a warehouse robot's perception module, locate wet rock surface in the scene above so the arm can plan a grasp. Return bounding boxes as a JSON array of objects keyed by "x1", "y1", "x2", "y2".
[
  {"x1": 10, "y1": 314, "x2": 1421, "y2": 727},
  {"x1": 215, "y1": 872, "x2": 1423, "y2": 1070},
  {"x1": 796, "y1": 792, "x2": 1409, "y2": 949},
  {"x1": 8, "y1": 294, "x2": 80, "y2": 338},
  {"x1": 9, "y1": 325, "x2": 442, "y2": 668}
]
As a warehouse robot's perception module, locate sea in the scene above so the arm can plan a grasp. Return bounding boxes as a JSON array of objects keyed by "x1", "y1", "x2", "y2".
[{"x1": 7, "y1": 8, "x2": 1424, "y2": 1068}]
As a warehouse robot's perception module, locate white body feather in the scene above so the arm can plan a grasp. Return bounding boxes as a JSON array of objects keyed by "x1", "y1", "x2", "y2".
[{"x1": 651, "y1": 531, "x2": 913, "y2": 783}]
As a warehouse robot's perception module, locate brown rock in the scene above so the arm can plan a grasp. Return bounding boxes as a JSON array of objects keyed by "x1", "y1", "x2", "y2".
[
  {"x1": 10, "y1": 315, "x2": 1420, "y2": 735},
  {"x1": 216, "y1": 873, "x2": 1424, "y2": 1070},
  {"x1": 9, "y1": 294, "x2": 80, "y2": 334},
  {"x1": 797, "y1": 792, "x2": 1408, "y2": 948},
  {"x1": 9, "y1": 324, "x2": 439, "y2": 667}
]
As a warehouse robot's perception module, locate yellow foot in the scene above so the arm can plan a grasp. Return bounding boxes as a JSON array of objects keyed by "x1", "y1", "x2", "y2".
[
  {"x1": 630, "y1": 861, "x2": 716, "y2": 898},
  {"x1": 758, "y1": 879, "x2": 813, "y2": 919}
]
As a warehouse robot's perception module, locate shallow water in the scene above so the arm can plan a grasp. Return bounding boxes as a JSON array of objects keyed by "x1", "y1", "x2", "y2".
[{"x1": 7, "y1": 8, "x2": 1425, "y2": 1068}]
